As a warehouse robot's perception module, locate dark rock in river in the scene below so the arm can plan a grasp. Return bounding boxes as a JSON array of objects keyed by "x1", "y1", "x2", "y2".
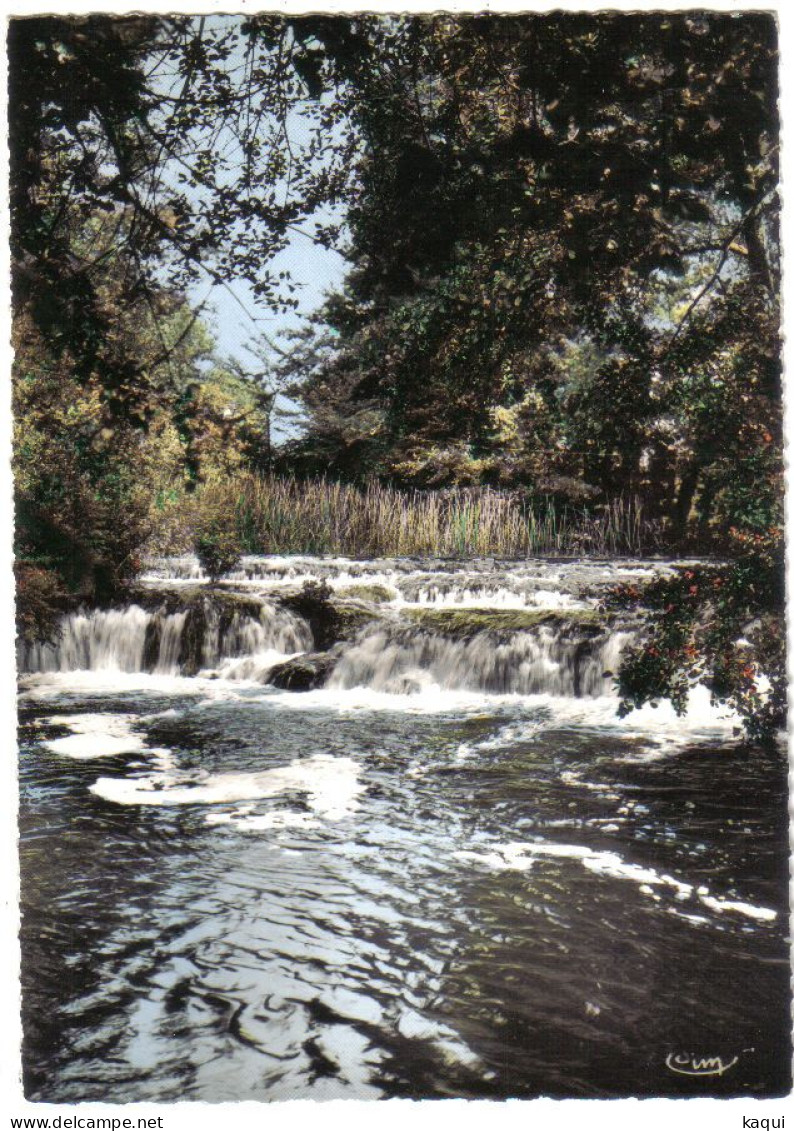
[
  {"x1": 267, "y1": 651, "x2": 338, "y2": 691},
  {"x1": 126, "y1": 584, "x2": 264, "y2": 619},
  {"x1": 280, "y1": 580, "x2": 380, "y2": 650}
]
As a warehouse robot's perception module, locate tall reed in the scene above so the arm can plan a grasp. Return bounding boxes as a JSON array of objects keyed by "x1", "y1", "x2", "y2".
[{"x1": 151, "y1": 474, "x2": 663, "y2": 559}]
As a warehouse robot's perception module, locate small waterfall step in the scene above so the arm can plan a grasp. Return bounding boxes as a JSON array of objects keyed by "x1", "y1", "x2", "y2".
[
  {"x1": 19, "y1": 592, "x2": 311, "y2": 676},
  {"x1": 325, "y1": 616, "x2": 631, "y2": 698}
]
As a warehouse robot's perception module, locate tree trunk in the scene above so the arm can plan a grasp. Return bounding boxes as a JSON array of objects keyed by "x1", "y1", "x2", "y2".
[
  {"x1": 696, "y1": 476, "x2": 717, "y2": 547},
  {"x1": 672, "y1": 460, "x2": 701, "y2": 545},
  {"x1": 744, "y1": 214, "x2": 775, "y2": 295}
]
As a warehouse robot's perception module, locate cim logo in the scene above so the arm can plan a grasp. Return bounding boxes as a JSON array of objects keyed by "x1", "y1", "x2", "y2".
[{"x1": 665, "y1": 1051, "x2": 741, "y2": 1077}]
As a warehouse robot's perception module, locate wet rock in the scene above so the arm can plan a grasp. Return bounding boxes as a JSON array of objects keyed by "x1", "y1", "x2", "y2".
[
  {"x1": 142, "y1": 616, "x2": 162, "y2": 670},
  {"x1": 280, "y1": 581, "x2": 380, "y2": 650},
  {"x1": 334, "y1": 583, "x2": 396, "y2": 603},
  {"x1": 403, "y1": 606, "x2": 607, "y2": 640},
  {"x1": 267, "y1": 651, "x2": 338, "y2": 691},
  {"x1": 126, "y1": 584, "x2": 264, "y2": 618}
]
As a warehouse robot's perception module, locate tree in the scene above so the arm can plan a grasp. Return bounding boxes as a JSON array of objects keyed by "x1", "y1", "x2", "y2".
[
  {"x1": 284, "y1": 13, "x2": 779, "y2": 524},
  {"x1": 9, "y1": 13, "x2": 354, "y2": 630},
  {"x1": 12, "y1": 207, "x2": 214, "y2": 622},
  {"x1": 8, "y1": 14, "x2": 354, "y2": 422},
  {"x1": 280, "y1": 13, "x2": 782, "y2": 740},
  {"x1": 607, "y1": 526, "x2": 785, "y2": 743}
]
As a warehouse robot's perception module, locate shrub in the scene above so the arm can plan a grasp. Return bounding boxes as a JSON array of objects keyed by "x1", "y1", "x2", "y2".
[
  {"x1": 14, "y1": 563, "x2": 64, "y2": 644},
  {"x1": 194, "y1": 522, "x2": 243, "y2": 583},
  {"x1": 605, "y1": 526, "x2": 786, "y2": 743}
]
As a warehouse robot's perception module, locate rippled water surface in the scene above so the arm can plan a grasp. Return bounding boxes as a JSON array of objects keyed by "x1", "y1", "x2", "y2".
[{"x1": 18, "y1": 556, "x2": 791, "y2": 1101}]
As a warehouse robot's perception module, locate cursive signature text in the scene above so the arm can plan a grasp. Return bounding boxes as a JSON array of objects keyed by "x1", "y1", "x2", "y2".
[{"x1": 665, "y1": 1052, "x2": 739, "y2": 1077}]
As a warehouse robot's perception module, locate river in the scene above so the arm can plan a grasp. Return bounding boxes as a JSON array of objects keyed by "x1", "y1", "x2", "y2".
[{"x1": 17, "y1": 555, "x2": 791, "y2": 1101}]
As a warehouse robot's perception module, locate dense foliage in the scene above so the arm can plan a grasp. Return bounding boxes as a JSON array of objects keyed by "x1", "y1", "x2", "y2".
[
  {"x1": 9, "y1": 14, "x2": 347, "y2": 625},
  {"x1": 9, "y1": 13, "x2": 784, "y2": 739},
  {"x1": 604, "y1": 528, "x2": 785, "y2": 742},
  {"x1": 284, "y1": 15, "x2": 779, "y2": 516}
]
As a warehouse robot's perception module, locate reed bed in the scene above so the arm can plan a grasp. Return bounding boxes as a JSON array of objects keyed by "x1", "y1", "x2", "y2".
[{"x1": 151, "y1": 474, "x2": 662, "y2": 559}]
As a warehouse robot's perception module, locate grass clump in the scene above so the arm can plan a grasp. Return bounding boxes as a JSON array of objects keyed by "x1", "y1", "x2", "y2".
[
  {"x1": 151, "y1": 473, "x2": 662, "y2": 560},
  {"x1": 188, "y1": 480, "x2": 245, "y2": 583}
]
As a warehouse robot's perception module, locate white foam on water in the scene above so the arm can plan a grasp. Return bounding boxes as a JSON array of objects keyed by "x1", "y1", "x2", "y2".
[
  {"x1": 206, "y1": 808, "x2": 318, "y2": 832},
  {"x1": 41, "y1": 712, "x2": 177, "y2": 772},
  {"x1": 445, "y1": 684, "x2": 740, "y2": 772},
  {"x1": 610, "y1": 566, "x2": 664, "y2": 578},
  {"x1": 558, "y1": 769, "x2": 623, "y2": 802},
  {"x1": 260, "y1": 684, "x2": 537, "y2": 716},
  {"x1": 699, "y1": 895, "x2": 778, "y2": 922},
  {"x1": 392, "y1": 587, "x2": 587, "y2": 611},
  {"x1": 256, "y1": 682, "x2": 742, "y2": 743},
  {"x1": 455, "y1": 843, "x2": 541, "y2": 872},
  {"x1": 529, "y1": 589, "x2": 584, "y2": 610},
  {"x1": 552, "y1": 684, "x2": 740, "y2": 736},
  {"x1": 326, "y1": 571, "x2": 407, "y2": 592},
  {"x1": 454, "y1": 840, "x2": 777, "y2": 924},
  {"x1": 236, "y1": 571, "x2": 322, "y2": 589},
  {"x1": 455, "y1": 718, "x2": 548, "y2": 761},
  {"x1": 90, "y1": 754, "x2": 363, "y2": 828},
  {"x1": 395, "y1": 1009, "x2": 483, "y2": 1070},
  {"x1": 20, "y1": 670, "x2": 231, "y2": 700},
  {"x1": 579, "y1": 851, "x2": 693, "y2": 898},
  {"x1": 213, "y1": 648, "x2": 305, "y2": 683},
  {"x1": 450, "y1": 686, "x2": 741, "y2": 766},
  {"x1": 42, "y1": 713, "x2": 146, "y2": 759}
]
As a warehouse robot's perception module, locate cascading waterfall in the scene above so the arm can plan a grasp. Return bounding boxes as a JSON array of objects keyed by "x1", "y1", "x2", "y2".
[
  {"x1": 20, "y1": 606, "x2": 154, "y2": 674},
  {"x1": 328, "y1": 623, "x2": 631, "y2": 696},
  {"x1": 18, "y1": 600, "x2": 312, "y2": 678},
  {"x1": 142, "y1": 552, "x2": 666, "y2": 608},
  {"x1": 198, "y1": 603, "x2": 310, "y2": 664},
  {"x1": 153, "y1": 610, "x2": 188, "y2": 674},
  {"x1": 142, "y1": 555, "x2": 205, "y2": 582},
  {"x1": 21, "y1": 555, "x2": 645, "y2": 694}
]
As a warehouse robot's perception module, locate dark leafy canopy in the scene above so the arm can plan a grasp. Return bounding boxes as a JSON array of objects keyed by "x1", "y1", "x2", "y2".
[
  {"x1": 11, "y1": 11, "x2": 779, "y2": 509},
  {"x1": 276, "y1": 14, "x2": 783, "y2": 738},
  {"x1": 284, "y1": 13, "x2": 779, "y2": 519}
]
